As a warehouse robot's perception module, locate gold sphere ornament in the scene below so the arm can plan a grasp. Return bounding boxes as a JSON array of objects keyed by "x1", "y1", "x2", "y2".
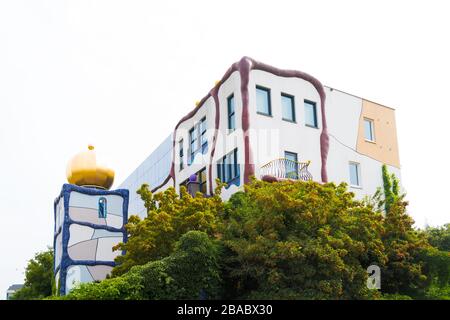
[{"x1": 66, "y1": 145, "x2": 115, "y2": 190}]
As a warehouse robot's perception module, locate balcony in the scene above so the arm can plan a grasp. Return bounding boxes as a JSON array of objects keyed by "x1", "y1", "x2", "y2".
[{"x1": 260, "y1": 158, "x2": 313, "y2": 182}]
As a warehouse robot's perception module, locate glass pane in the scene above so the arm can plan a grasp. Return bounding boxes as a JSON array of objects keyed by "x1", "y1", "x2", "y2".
[
  {"x1": 364, "y1": 119, "x2": 373, "y2": 141},
  {"x1": 229, "y1": 114, "x2": 235, "y2": 130},
  {"x1": 217, "y1": 163, "x2": 222, "y2": 181},
  {"x1": 201, "y1": 118, "x2": 207, "y2": 133},
  {"x1": 282, "y1": 95, "x2": 295, "y2": 121},
  {"x1": 228, "y1": 95, "x2": 235, "y2": 114},
  {"x1": 199, "y1": 169, "x2": 206, "y2": 184},
  {"x1": 223, "y1": 156, "x2": 229, "y2": 182},
  {"x1": 256, "y1": 87, "x2": 270, "y2": 115},
  {"x1": 304, "y1": 101, "x2": 317, "y2": 127},
  {"x1": 284, "y1": 152, "x2": 298, "y2": 179},
  {"x1": 229, "y1": 150, "x2": 235, "y2": 179},
  {"x1": 349, "y1": 163, "x2": 359, "y2": 186}
]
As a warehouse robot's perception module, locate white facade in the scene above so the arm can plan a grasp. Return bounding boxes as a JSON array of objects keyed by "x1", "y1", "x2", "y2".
[{"x1": 119, "y1": 57, "x2": 401, "y2": 218}]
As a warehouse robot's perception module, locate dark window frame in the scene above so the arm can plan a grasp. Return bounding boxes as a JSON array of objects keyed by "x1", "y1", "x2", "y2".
[
  {"x1": 256, "y1": 85, "x2": 272, "y2": 117},
  {"x1": 179, "y1": 139, "x2": 184, "y2": 171},
  {"x1": 227, "y1": 94, "x2": 236, "y2": 131},
  {"x1": 304, "y1": 99, "x2": 318, "y2": 128},
  {"x1": 284, "y1": 151, "x2": 299, "y2": 179},
  {"x1": 281, "y1": 93, "x2": 296, "y2": 123},
  {"x1": 217, "y1": 148, "x2": 239, "y2": 184},
  {"x1": 98, "y1": 197, "x2": 107, "y2": 218},
  {"x1": 189, "y1": 117, "x2": 207, "y2": 165}
]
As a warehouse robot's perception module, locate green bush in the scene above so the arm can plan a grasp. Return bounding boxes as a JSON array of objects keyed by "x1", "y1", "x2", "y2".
[{"x1": 59, "y1": 231, "x2": 221, "y2": 300}]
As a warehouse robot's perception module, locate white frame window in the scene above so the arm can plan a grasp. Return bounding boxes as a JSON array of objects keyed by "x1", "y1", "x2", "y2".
[
  {"x1": 364, "y1": 118, "x2": 375, "y2": 142},
  {"x1": 349, "y1": 162, "x2": 361, "y2": 187}
]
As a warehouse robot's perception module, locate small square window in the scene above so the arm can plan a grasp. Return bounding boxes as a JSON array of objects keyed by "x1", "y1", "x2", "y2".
[
  {"x1": 281, "y1": 94, "x2": 296, "y2": 122},
  {"x1": 304, "y1": 100, "x2": 318, "y2": 128},
  {"x1": 349, "y1": 162, "x2": 361, "y2": 187},
  {"x1": 256, "y1": 86, "x2": 271, "y2": 116},
  {"x1": 364, "y1": 118, "x2": 375, "y2": 142}
]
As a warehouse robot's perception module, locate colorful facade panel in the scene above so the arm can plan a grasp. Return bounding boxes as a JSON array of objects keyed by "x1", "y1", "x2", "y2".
[{"x1": 53, "y1": 184, "x2": 128, "y2": 296}]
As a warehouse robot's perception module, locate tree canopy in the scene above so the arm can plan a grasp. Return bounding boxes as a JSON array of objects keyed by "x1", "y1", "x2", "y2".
[{"x1": 11, "y1": 248, "x2": 54, "y2": 300}]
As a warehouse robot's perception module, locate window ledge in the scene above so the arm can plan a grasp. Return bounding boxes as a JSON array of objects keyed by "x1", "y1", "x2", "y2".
[
  {"x1": 282, "y1": 118, "x2": 297, "y2": 124},
  {"x1": 257, "y1": 112, "x2": 273, "y2": 118},
  {"x1": 305, "y1": 124, "x2": 319, "y2": 129},
  {"x1": 364, "y1": 139, "x2": 376, "y2": 144},
  {"x1": 350, "y1": 185, "x2": 363, "y2": 189}
]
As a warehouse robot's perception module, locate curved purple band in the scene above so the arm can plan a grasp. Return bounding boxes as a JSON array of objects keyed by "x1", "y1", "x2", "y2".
[{"x1": 153, "y1": 56, "x2": 329, "y2": 194}]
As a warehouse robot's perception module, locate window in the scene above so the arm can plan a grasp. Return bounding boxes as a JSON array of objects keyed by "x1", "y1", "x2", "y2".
[
  {"x1": 281, "y1": 94, "x2": 296, "y2": 122},
  {"x1": 200, "y1": 117, "x2": 207, "y2": 151},
  {"x1": 179, "y1": 139, "x2": 184, "y2": 171},
  {"x1": 284, "y1": 151, "x2": 298, "y2": 179},
  {"x1": 189, "y1": 127, "x2": 197, "y2": 164},
  {"x1": 98, "y1": 197, "x2": 107, "y2": 218},
  {"x1": 198, "y1": 167, "x2": 207, "y2": 194},
  {"x1": 256, "y1": 86, "x2": 271, "y2": 116},
  {"x1": 349, "y1": 162, "x2": 361, "y2": 187},
  {"x1": 227, "y1": 94, "x2": 236, "y2": 131},
  {"x1": 179, "y1": 167, "x2": 207, "y2": 194},
  {"x1": 217, "y1": 148, "x2": 240, "y2": 183},
  {"x1": 179, "y1": 178, "x2": 189, "y2": 191},
  {"x1": 189, "y1": 117, "x2": 207, "y2": 164},
  {"x1": 304, "y1": 100, "x2": 318, "y2": 128},
  {"x1": 364, "y1": 118, "x2": 375, "y2": 142}
]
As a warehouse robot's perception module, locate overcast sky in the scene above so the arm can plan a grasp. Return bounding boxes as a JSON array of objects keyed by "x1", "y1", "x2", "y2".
[{"x1": 1, "y1": 0, "x2": 449, "y2": 299}]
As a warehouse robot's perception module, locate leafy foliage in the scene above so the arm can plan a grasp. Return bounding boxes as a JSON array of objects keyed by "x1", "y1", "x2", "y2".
[
  {"x1": 423, "y1": 224, "x2": 450, "y2": 252},
  {"x1": 35, "y1": 168, "x2": 449, "y2": 300},
  {"x1": 58, "y1": 231, "x2": 221, "y2": 300},
  {"x1": 112, "y1": 183, "x2": 224, "y2": 276},
  {"x1": 220, "y1": 179, "x2": 386, "y2": 299},
  {"x1": 11, "y1": 248, "x2": 54, "y2": 300}
]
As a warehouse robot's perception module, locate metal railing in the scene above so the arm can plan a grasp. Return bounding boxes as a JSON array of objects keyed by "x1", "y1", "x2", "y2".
[{"x1": 260, "y1": 158, "x2": 313, "y2": 181}]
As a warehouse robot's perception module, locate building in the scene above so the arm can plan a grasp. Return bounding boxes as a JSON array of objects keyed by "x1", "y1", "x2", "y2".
[
  {"x1": 6, "y1": 284, "x2": 23, "y2": 300},
  {"x1": 54, "y1": 145, "x2": 128, "y2": 295},
  {"x1": 119, "y1": 57, "x2": 401, "y2": 218}
]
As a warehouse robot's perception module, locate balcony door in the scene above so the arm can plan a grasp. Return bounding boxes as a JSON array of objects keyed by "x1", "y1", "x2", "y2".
[{"x1": 284, "y1": 151, "x2": 298, "y2": 179}]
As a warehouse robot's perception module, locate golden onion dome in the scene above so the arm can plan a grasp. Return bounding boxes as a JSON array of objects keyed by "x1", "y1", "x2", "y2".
[{"x1": 66, "y1": 145, "x2": 115, "y2": 190}]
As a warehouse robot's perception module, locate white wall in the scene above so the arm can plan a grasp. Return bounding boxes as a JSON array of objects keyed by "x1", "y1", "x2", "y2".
[{"x1": 248, "y1": 70, "x2": 323, "y2": 182}]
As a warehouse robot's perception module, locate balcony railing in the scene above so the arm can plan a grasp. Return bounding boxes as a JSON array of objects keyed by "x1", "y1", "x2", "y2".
[{"x1": 260, "y1": 158, "x2": 313, "y2": 181}]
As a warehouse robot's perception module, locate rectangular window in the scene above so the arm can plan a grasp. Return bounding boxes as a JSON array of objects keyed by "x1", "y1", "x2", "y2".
[
  {"x1": 349, "y1": 162, "x2": 361, "y2": 187},
  {"x1": 189, "y1": 117, "x2": 207, "y2": 164},
  {"x1": 227, "y1": 94, "x2": 236, "y2": 131},
  {"x1": 179, "y1": 167, "x2": 207, "y2": 194},
  {"x1": 217, "y1": 148, "x2": 239, "y2": 183},
  {"x1": 284, "y1": 151, "x2": 298, "y2": 179},
  {"x1": 197, "y1": 167, "x2": 207, "y2": 194},
  {"x1": 200, "y1": 117, "x2": 207, "y2": 152},
  {"x1": 189, "y1": 127, "x2": 196, "y2": 164},
  {"x1": 281, "y1": 93, "x2": 296, "y2": 122},
  {"x1": 364, "y1": 118, "x2": 375, "y2": 142},
  {"x1": 256, "y1": 86, "x2": 271, "y2": 116},
  {"x1": 304, "y1": 100, "x2": 318, "y2": 128},
  {"x1": 179, "y1": 139, "x2": 184, "y2": 171}
]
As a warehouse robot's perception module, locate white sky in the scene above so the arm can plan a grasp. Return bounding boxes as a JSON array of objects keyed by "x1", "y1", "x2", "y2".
[{"x1": 1, "y1": 0, "x2": 449, "y2": 299}]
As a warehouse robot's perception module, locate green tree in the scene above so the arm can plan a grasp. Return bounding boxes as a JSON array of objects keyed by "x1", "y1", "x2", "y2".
[
  {"x1": 220, "y1": 179, "x2": 386, "y2": 299},
  {"x1": 112, "y1": 183, "x2": 224, "y2": 276},
  {"x1": 424, "y1": 224, "x2": 450, "y2": 252},
  {"x1": 380, "y1": 197, "x2": 429, "y2": 295},
  {"x1": 60, "y1": 231, "x2": 221, "y2": 300},
  {"x1": 11, "y1": 248, "x2": 54, "y2": 300}
]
